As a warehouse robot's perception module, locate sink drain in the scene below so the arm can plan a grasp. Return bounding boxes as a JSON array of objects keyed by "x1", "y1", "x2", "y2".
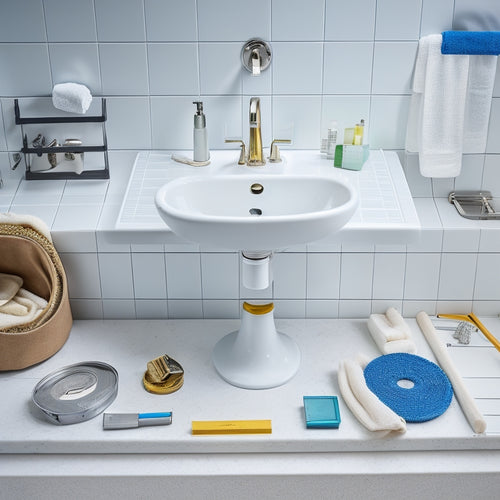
[
  {"x1": 249, "y1": 208, "x2": 262, "y2": 216},
  {"x1": 250, "y1": 183, "x2": 264, "y2": 194}
]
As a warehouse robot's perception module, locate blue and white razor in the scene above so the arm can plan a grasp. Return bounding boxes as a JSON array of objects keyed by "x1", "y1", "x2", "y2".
[{"x1": 103, "y1": 412, "x2": 172, "y2": 430}]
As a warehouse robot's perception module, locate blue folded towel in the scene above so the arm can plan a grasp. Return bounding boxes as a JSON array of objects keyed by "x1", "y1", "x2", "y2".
[{"x1": 441, "y1": 31, "x2": 500, "y2": 55}]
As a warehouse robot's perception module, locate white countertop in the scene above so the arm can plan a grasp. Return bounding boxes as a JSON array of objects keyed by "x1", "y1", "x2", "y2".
[
  {"x1": 2, "y1": 317, "x2": 499, "y2": 456},
  {"x1": 115, "y1": 149, "x2": 420, "y2": 245}
]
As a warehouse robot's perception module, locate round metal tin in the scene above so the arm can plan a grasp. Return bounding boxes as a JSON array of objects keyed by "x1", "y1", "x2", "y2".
[{"x1": 32, "y1": 361, "x2": 118, "y2": 425}]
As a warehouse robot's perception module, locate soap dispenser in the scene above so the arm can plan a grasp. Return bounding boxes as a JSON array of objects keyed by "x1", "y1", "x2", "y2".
[{"x1": 193, "y1": 101, "x2": 209, "y2": 162}]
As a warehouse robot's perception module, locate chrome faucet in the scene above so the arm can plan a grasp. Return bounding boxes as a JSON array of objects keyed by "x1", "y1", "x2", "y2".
[{"x1": 248, "y1": 97, "x2": 265, "y2": 166}]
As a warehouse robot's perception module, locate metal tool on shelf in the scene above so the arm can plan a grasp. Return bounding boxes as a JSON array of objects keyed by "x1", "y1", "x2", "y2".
[
  {"x1": 448, "y1": 191, "x2": 500, "y2": 220},
  {"x1": 14, "y1": 98, "x2": 109, "y2": 180}
]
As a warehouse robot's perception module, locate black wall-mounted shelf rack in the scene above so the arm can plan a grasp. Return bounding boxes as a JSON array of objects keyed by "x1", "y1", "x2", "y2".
[{"x1": 14, "y1": 98, "x2": 110, "y2": 180}]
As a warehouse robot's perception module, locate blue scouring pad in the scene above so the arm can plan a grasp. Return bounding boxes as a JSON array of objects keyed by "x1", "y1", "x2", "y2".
[{"x1": 364, "y1": 353, "x2": 453, "y2": 423}]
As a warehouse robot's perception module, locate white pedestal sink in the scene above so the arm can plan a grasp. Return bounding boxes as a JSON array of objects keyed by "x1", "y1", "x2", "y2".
[
  {"x1": 156, "y1": 174, "x2": 357, "y2": 251},
  {"x1": 156, "y1": 173, "x2": 358, "y2": 389}
]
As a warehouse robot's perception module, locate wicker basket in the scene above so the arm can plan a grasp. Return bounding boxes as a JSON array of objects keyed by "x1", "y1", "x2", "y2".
[{"x1": 0, "y1": 223, "x2": 72, "y2": 371}]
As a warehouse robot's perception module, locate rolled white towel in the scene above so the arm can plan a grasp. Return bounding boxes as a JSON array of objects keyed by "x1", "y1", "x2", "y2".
[
  {"x1": 338, "y1": 354, "x2": 407, "y2": 433},
  {"x1": 52, "y1": 82, "x2": 92, "y2": 114}
]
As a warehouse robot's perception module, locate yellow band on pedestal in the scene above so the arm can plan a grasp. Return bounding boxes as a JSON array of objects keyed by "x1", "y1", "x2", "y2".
[{"x1": 242, "y1": 302, "x2": 274, "y2": 315}]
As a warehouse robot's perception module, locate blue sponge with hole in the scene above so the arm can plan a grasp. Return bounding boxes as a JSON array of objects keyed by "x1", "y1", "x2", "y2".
[{"x1": 364, "y1": 353, "x2": 453, "y2": 423}]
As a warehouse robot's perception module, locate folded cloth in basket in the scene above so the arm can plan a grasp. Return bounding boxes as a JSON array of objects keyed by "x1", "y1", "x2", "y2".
[
  {"x1": 0, "y1": 273, "x2": 23, "y2": 306},
  {"x1": 0, "y1": 287, "x2": 48, "y2": 329}
]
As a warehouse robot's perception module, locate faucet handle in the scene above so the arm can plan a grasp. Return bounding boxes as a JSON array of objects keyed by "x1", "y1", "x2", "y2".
[
  {"x1": 268, "y1": 139, "x2": 291, "y2": 163},
  {"x1": 225, "y1": 139, "x2": 247, "y2": 165}
]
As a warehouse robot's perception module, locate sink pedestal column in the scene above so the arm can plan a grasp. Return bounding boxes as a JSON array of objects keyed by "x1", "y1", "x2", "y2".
[{"x1": 212, "y1": 302, "x2": 300, "y2": 389}]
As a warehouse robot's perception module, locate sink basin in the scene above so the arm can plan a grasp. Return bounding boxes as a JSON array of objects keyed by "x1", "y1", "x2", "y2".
[{"x1": 155, "y1": 174, "x2": 358, "y2": 251}]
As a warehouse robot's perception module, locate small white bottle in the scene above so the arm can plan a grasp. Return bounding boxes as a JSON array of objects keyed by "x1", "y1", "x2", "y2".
[
  {"x1": 193, "y1": 101, "x2": 209, "y2": 162},
  {"x1": 326, "y1": 122, "x2": 338, "y2": 160}
]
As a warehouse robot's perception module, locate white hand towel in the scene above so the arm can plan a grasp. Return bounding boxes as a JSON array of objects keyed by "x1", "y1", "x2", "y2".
[
  {"x1": 52, "y1": 82, "x2": 92, "y2": 114},
  {"x1": 338, "y1": 355, "x2": 407, "y2": 433},
  {"x1": 463, "y1": 55, "x2": 497, "y2": 153},
  {"x1": 367, "y1": 307, "x2": 417, "y2": 355},
  {"x1": 406, "y1": 34, "x2": 469, "y2": 178},
  {"x1": 407, "y1": 35, "x2": 498, "y2": 176}
]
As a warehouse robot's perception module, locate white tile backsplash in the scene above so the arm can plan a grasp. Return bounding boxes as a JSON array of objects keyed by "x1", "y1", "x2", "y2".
[
  {"x1": 197, "y1": 0, "x2": 271, "y2": 42},
  {"x1": 325, "y1": 0, "x2": 376, "y2": 41},
  {"x1": 0, "y1": 45, "x2": 52, "y2": 97},
  {"x1": 144, "y1": 0, "x2": 197, "y2": 42},
  {"x1": 102, "y1": 299, "x2": 136, "y2": 319},
  {"x1": 404, "y1": 253, "x2": 441, "y2": 300},
  {"x1": 420, "y1": 0, "x2": 454, "y2": 36},
  {"x1": 375, "y1": 0, "x2": 422, "y2": 40},
  {"x1": 438, "y1": 253, "x2": 478, "y2": 301},
  {"x1": 132, "y1": 253, "x2": 167, "y2": 299},
  {"x1": 95, "y1": 0, "x2": 146, "y2": 42},
  {"x1": 323, "y1": 42, "x2": 373, "y2": 94},
  {"x1": 486, "y1": 98, "x2": 500, "y2": 153},
  {"x1": 273, "y1": 96, "x2": 321, "y2": 149},
  {"x1": 49, "y1": 43, "x2": 102, "y2": 94},
  {"x1": 273, "y1": 42, "x2": 323, "y2": 94},
  {"x1": 339, "y1": 253, "x2": 374, "y2": 300},
  {"x1": 60, "y1": 252, "x2": 102, "y2": 299},
  {"x1": 44, "y1": 0, "x2": 97, "y2": 42},
  {"x1": 148, "y1": 43, "x2": 200, "y2": 95},
  {"x1": 0, "y1": 0, "x2": 47, "y2": 43},
  {"x1": 165, "y1": 253, "x2": 202, "y2": 299},
  {"x1": 474, "y1": 253, "x2": 500, "y2": 300},
  {"x1": 100, "y1": 44, "x2": 149, "y2": 95},
  {"x1": 0, "y1": 0, "x2": 494, "y2": 156},
  {"x1": 371, "y1": 42, "x2": 418, "y2": 94},
  {"x1": 272, "y1": 0, "x2": 325, "y2": 41},
  {"x1": 369, "y1": 95, "x2": 411, "y2": 149},
  {"x1": 201, "y1": 253, "x2": 239, "y2": 299},
  {"x1": 168, "y1": 299, "x2": 203, "y2": 319},
  {"x1": 305, "y1": 299, "x2": 339, "y2": 318},
  {"x1": 106, "y1": 97, "x2": 151, "y2": 149},
  {"x1": 98, "y1": 253, "x2": 134, "y2": 299},
  {"x1": 199, "y1": 43, "x2": 241, "y2": 95},
  {"x1": 306, "y1": 253, "x2": 341, "y2": 299},
  {"x1": 135, "y1": 299, "x2": 168, "y2": 319},
  {"x1": 150, "y1": 96, "x2": 195, "y2": 149},
  {"x1": 372, "y1": 253, "x2": 406, "y2": 299}
]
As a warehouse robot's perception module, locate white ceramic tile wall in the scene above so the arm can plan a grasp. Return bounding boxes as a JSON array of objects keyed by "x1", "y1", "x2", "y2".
[
  {"x1": 0, "y1": 0, "x2": 498, "y2": 155},
  {"x1": 1, "y1": 0, "x2": 500, "y2": 320}
]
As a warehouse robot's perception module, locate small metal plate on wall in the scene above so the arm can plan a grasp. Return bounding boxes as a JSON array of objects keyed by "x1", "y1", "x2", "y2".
[
  {"x1": 241, "y1": 39, "x2": 272, "y2": 74},
  {"x1": 32, "y1": 361, "x2": 118, "y2": 425}
]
